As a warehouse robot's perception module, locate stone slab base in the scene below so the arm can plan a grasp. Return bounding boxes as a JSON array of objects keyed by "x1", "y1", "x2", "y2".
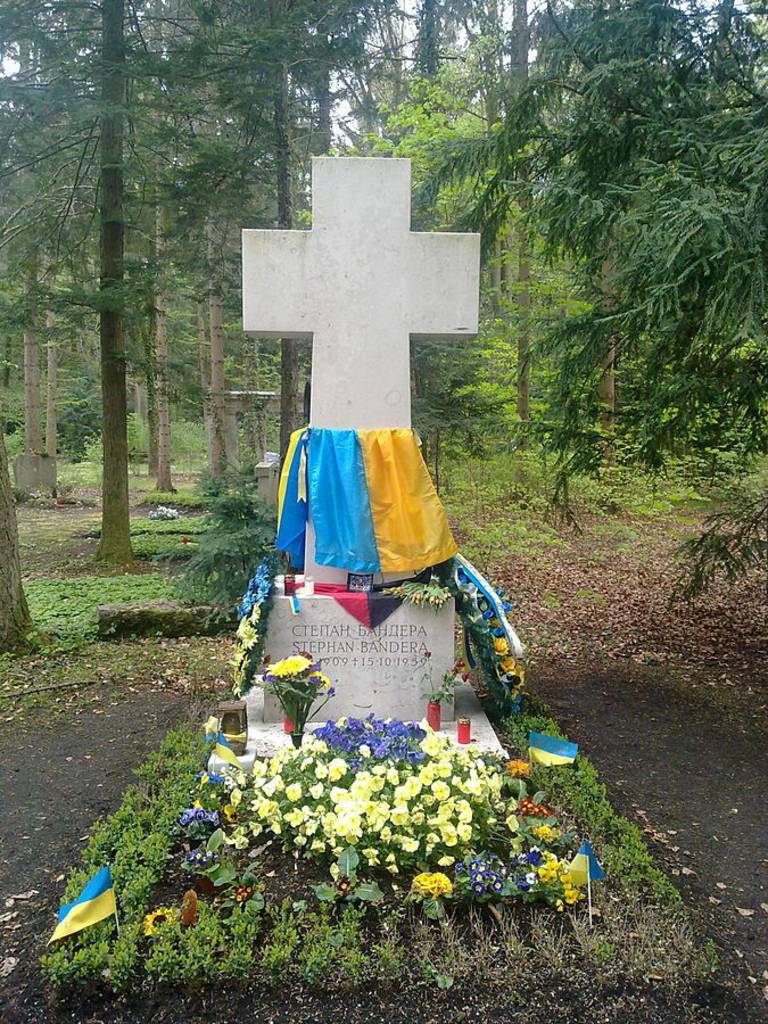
[
  {"x1": 207, "y1": 683, "x2": 505, "y2": 775},
  {"x1": 262, "y1": 593, "x2": 456, "y2": 723}
]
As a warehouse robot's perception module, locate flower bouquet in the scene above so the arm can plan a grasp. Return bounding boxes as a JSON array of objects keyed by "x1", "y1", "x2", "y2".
[{"x1": 261, "y1": 654, "x2": 335, "y2": 747}]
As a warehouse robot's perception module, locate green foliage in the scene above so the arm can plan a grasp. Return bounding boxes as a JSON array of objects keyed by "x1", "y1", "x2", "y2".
[
  {"x1": 675, "y1": 475, "x2": 768, "y2": 600},
  {"x1": 504, "y1": 700, "x2": 681, "y2": 906},
  {"x1": 175, "y1": 487, "x2": 275, "y2": 607},
  {"x1": 259, "y1": 900, "x2": 302, "y2": 981},
  {"x1": 442, "y1": 0, "x2": 768, "y2": 481},
  {"x1": 24, "y1": 573, "x2": 174, "y2": 652},
  {"x1": 41, "y1": 728, "x2": 205, "y2": 992},
  {"x1": 297, "y1": 905, "x2": 370, "y2": 986},
  {"x1": 144, "y1": 902, "x2": 262, "y2": 987}
]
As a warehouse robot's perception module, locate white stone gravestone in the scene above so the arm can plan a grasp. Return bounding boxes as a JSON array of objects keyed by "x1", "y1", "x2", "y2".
[{"x1": 242, "y1": 157, "x2": 480, "y2": 723}]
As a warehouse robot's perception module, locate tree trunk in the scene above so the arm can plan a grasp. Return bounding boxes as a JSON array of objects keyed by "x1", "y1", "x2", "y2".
[
  {"x1": 275, "y1": 61, "x2": 299, "y2": 459},
  {"x1": 96, "y1": 0, "x2": 133, "y2": 564},
  {"x1": 0, "y1": 427, "x2": 32, "y2": 652},
  {"x1": 511, "y1": 0, "x2": 531, "y2": 429},
  {"x1": 45, "y1": 305, "x2": 57, "y2": 457},
  {"x1": 154, "y1": 205, "x2": 174, "y2": 491},
  {"x1": 598, "y1": 257, "x2": 618, "y2": 459},
  {"x1": 23, "y1": 266, "x2": 41, "y2": 454},
  {"x1": 145, "y1": 332, "x2": 159, "y2": 476},
  {"x1": 196, "y1": 300, "x2": 214, "y2": 470},
  {"x1": 515, "y1": 225, "x2": 531, "y2": 425},
  {"x1": 207, "y1": 224, "x2": 227, "y2": 475},
  {"x1": 598, "y1": 346, "x2": 616, "y2": 431},
  {"x1": 317, "y1": 71, "x2": 332, "y2": 154},
  {"x1": 417, "y1": 0, "x2": 440, "y2": 78},
  {"x1": 2, "y1": 335, "x2": 11, "y2": 389}
]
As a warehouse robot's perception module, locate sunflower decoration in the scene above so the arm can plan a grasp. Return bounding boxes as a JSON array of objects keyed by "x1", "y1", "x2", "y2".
[{"x1": 142, "y1": 906, "x2": 177, "y2": 936}]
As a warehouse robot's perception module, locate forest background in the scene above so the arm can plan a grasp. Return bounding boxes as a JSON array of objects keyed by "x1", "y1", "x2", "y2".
[{"x1": 0, "y1": 0, "x2": 766, "y2": 641}]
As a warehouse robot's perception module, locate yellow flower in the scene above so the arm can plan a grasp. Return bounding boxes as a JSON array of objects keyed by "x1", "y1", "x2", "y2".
[
  {"x1": 266, "y1": 654, "x2": 313, "y2": 677},
  {"x1": 222, "y1": 804, "x2": 239, "y2": 823},
  {"x1": 505, "y1": 759, "x2": 531, "y2": 778},
  {"x1": 533, "y1": 824, "x2": 559, "y2": 844},
  {"x1": 285, "y1": 783, "x2": 303, "y2": 802},
  {"x1": 411, "y1": 872, "x2": 453, "y2": 899},
  {"x1": 506, "y1": 813, "x2": 520, "y2": 832},
  {"x1": 327, "y1": 758, "x2": 348, "y2": 782},
  {"x1": 493, "y1": 637, "x2": 510, "y2": 654},
  {"x1": 142, "y1": 907, "x2": 176, "y2": 936},
  {"x1": 431, "y1": 780, "x2": 450, "y2": 801}
]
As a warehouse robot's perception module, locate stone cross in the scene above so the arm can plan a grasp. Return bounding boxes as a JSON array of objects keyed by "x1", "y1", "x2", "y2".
[
  {"x1": 242, "y1": 157, "x2": 480, "y2": 582},
  {"x1": 242, "y1": 157, "x2": 480, "y2": 430}
]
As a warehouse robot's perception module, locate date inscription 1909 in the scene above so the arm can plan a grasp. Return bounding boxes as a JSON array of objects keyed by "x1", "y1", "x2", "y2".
[{"x1": 290, "y1": 622, "x2": 430, "y2": 668}]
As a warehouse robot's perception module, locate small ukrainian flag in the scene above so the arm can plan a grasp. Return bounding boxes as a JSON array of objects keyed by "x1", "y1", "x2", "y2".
[
  {"x1": 568, "y1": 840, "x2": 606, "y2": 885},
  {"x1": 528, "y1": 730, "x2": 579, "y2": 767},
  {"x1": 213, "y1": 732, "x2": 242, "y2": 770},
  {"x1": 48, "y1": 866, "x2": 117, "y2": 944}
]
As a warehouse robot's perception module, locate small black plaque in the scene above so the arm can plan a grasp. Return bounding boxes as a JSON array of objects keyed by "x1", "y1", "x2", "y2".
[{"x1": 347, "y1": 572, "x2": 374, "y2": 593}]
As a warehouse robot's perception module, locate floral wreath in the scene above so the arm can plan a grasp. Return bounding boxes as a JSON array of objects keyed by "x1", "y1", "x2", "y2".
[{"x1": 231, "y1": 553, "x2": 279, "y2": 697}]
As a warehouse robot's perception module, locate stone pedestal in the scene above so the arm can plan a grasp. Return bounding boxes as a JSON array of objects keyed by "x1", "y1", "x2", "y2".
[
  {"x1": 261, "y1": 593, "x2": 456, "y2": 723},
  {"x1": 12, "y1": 454, "x2": 57, "y2": 495},
  {"x1": 255, "y1": 460, "x2": 279, "y2": 508}
]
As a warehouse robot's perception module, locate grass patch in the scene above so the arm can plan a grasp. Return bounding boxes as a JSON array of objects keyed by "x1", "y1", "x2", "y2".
[{"x1": 24, "y1": 573, "x2": 175, "y2": 652}]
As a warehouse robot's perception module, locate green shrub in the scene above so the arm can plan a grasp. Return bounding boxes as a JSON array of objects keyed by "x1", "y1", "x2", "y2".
[
  {"x1": 503, "y1": 700, "x2": 681, "y2": 906},
  {"x1": 41, "y1": 728, "x2": 205, "y2": 992},
  {"x1": 144, "y1": 902, "x2": 262, "y2": 987},
  {"x1": 260, "y1": 900, "x2": 302, "y2": 981},
  {"x1": 296, "y1": 905, "x2": 370, "y2": 986},
  {"x1": 175, "y1": 487, "x2": 275, "y2": 607}
]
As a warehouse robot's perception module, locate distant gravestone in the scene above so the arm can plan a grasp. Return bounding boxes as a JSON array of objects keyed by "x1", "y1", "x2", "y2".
[
  {"x1": 241, "y1": 158, "x2": 480, "y2": 722},
  {"x1": 13, "y1": 454, "x2": 57, "y2": 496}
]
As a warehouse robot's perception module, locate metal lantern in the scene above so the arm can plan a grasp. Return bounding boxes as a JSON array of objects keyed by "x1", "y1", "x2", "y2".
[{"x1": 217, "y1": 699, "x2": 248, "y2": 755}]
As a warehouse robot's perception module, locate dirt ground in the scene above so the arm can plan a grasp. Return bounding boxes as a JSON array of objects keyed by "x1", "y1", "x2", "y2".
[{"x1": 1, "y1": 504, "x2": 766, "y2": 1022}]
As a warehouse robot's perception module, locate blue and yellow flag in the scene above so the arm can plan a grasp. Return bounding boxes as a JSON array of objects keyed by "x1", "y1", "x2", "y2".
[
  {"x1": 568, "y1": 840, "x2": 605, "y2": 886},
  {"x1": 212, "y1": 732, "x2": 242, "y2": 770},
  {"x1": 49, "y1": 866, "x2": 116, "y2": 944},
  {"x1": 528, "y1": 731, "x2": 579, "y2": 766},
  {"x1": 276, "y1": 427, "x2": 457, "y2": 574}
]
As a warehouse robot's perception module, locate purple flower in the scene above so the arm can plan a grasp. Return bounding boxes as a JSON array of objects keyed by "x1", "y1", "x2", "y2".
[
  {"x1": 183, "y1": 849, "x2": 218, "y2": 871},
  {"x1": 178, "y1": 808, "x2": 219, "y2": 830}
]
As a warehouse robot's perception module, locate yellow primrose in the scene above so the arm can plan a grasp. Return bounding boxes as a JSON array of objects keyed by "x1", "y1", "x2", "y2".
[
  {"x1": 327, "y1": 758, "x2": 348, "y2": 782},
  {"x1": 431, "y1": 780, "x2": 450, "y2": 801}
]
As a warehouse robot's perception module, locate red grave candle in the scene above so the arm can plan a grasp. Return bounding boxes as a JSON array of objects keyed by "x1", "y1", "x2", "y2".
[
  {"x1": 457, "y1": 716, "x2": 471, "y2": 744},
  {"x1": 283, "y1": 716, "x2": 294, "y2": 734},
  {"x1": 426, "y1": 701, "x2": 442, "y2": 732}
]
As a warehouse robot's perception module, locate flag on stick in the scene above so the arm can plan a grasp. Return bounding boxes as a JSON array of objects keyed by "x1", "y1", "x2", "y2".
[
  {"x1": 528, "y1": 731, "x2": 578, "y2": 766},
  {"x1": 48, "y1": 867, "x2": 117, "y2": 944},
  {"x1": 569, "y1": 840, "x2": 605, "y2": 926},
  {"x1": 212, "y1": 732, "x2": 242, "y2": 770},
  {"x1": 568, "y1": 840, "x2": 605, "y2": 886}
]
